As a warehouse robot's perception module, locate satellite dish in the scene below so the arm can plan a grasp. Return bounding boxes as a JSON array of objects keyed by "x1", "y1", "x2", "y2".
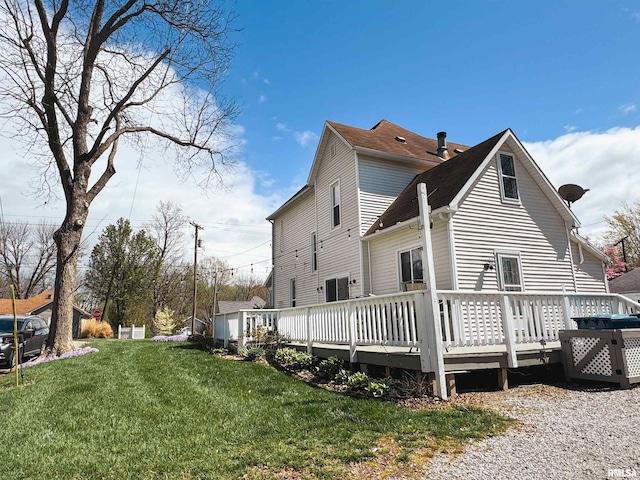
[{"x1": 558, "y1": 184, "x2": 589, "y2": 208}]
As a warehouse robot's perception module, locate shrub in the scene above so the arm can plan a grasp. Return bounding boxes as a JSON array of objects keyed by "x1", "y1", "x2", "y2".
[
  {"x1": 273, "y1": 348, "x2": 313, "y2": 371},
  {"x1": 346, "y1": 371, "x2": 370, "y2": 389},
  {"x1": 81, "y1": 318, "x2": 114, "y2": 339},
  {"x1": 187, "y1": 333, "x2": 215, "y2": 351},
  {"x1": 317, "y1": 356, "x2": 344, "y2": 379},
  {"x1": 335, "y1": 369, "x2": 351, "y2": 385},
  {"x1": 365, "y1": 379, "x2": 394, "y2": 398},
  {"x1": 244, "y1": 347, "x2": 266, "y2": 362}
]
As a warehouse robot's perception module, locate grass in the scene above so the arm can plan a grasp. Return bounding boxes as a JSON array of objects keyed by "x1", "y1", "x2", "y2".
[{"x1": 0, "y1": 340, "x2": 512, "y2": 479}]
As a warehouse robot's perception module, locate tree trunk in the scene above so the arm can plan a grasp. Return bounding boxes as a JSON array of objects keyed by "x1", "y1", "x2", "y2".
[{"x1": 47, "y1": 200, "x2": 88, "y2": 355}]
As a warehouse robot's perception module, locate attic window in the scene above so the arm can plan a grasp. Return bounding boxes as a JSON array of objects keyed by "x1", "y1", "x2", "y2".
[
  {"x1": 497, "y1": 152, "x2": 519, "y2": 202},
  {"x1": 395, "y1": 136, "x2": 406, "y2": 143}
]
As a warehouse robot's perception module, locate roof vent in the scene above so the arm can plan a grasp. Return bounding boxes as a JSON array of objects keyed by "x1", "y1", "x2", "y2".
[
  {"x1": 437, "y1": 131, "x2": 449, "y2": 160},
  {"x1": 395, "y1": 136, "x2": 406, "y2": 143},
  {"x1": 454, "y1": 148, "x2": 465, "y2": 154}
]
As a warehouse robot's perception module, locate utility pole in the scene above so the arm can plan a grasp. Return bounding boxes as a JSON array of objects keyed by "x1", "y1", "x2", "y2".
[{"x1": 190, "y1": 221, "x2": 203, "y2": 335}]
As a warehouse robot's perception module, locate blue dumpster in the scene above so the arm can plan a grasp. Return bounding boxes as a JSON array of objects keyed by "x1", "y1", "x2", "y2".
[{"x1": 572, "y1": 313, "x2": 640, "y2": 330}]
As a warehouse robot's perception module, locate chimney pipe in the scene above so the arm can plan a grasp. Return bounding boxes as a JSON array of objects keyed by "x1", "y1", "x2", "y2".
[{"x1": 437, "y1": 131, "x2": 449, "y2": 160}]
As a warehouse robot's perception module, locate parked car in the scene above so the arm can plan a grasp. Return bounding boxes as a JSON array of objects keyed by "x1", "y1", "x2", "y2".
[{"x1": 0, "y1": 315, "x2": 49, "y2": 368}]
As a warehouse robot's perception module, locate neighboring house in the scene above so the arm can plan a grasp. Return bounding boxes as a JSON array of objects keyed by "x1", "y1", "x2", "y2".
[
  {"x1": 267, "y1": 120, "x2": 608, "y2": 308},
  {"x1": 0, "y1": 290, "x2": 91, "y2": 338},
  {"x1": 179, "y1": 316, "x2": 208, "y2": 336},
  {"x1": 217, "y1": 296, "x2": 267, "y2": 314},
  {"x1": 608, "y1": 269, "x2": 640, "y2": 304}
]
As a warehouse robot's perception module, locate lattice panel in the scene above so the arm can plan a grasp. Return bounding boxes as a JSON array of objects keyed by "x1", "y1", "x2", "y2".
[
  {"x1": 624, "y1": 338, "x2": 640, "y2": 377},
  {"x1": 571, "y1": 337, "x2": 599, "y2": 366},
  {"x1": 582, "y1": 344, "x2": 612, "y2": 376}
]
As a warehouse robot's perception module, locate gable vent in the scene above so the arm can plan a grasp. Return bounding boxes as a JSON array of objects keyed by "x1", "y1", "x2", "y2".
[{"x1": 395, "y1": 136, "x2": 406, "y2": 143}]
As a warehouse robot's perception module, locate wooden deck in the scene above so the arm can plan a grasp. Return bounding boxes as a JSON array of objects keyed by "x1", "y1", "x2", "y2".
[{"x1": 288, "y1": 341, "x2": 561, "y2": 372}]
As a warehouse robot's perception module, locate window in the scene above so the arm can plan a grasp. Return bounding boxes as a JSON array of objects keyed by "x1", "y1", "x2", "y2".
[
  {"x1": 498, "y1": 254, "x2": 523, "y2": 291},
  {"x1": 311, "y1": 232, "x2": 318, "y2": 271},
  {"x1": 498, "y1": 153, "x2": 519, "y2": 201},
  {"x1": 399, "y1": 247, "x2": 424, "y2": 284},
  {"x1": 330, "y1": 181, "x2": 341, "y2": 228},
  {"x1": 290, "y1": 278, "x2": 296, "y2": 307},
  {"x1": 325, "y1": 277, "x2": 349, "y2": 302}
]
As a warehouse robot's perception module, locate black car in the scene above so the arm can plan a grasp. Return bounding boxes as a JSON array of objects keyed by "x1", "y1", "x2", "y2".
[{"x1": 0, "y1": 315, "x2": 49, "y2": 368}]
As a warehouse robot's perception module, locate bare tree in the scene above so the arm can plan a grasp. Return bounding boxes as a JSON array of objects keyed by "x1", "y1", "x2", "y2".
[
  {"x1": 146, "y1": 201, "x2": 187, "y2": 321},
  {"x1": 0, "y1": 0, "x2": 239, "y2": 354},
  {"x1": 0, "y1": 221, "x2": 57, "y2": 298}
]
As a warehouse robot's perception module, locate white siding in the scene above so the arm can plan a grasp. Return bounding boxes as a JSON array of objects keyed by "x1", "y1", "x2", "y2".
[
  {"x1": 572, "y1": 242, "x2": 607, "y2": 292},
  {"x1": 453, "y1": 148, "x2": 577, "y2": 292},
  {"x1": 368, "y1": 218, "x2": 451, "y2": 295},
  {"x1": 358, "y1": 156, "x2": 425, "y2": 234},
  {"x1": 314, "y1": 133, "x2": 362, "y2": 301},
  {"x1": 272, "y1": 190, "x2": 318, "y2": 308}
]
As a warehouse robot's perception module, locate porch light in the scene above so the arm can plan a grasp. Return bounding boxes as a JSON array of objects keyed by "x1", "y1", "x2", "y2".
[{"x1": 483, "y1": 262, "x2": 495, "y2": 271}]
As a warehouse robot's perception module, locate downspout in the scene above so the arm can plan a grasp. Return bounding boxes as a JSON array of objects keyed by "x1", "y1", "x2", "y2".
[
  {"x1": 269, "y1": 219, "x2": 275, "y2": 307},
  {"x1": 445, "y1": 213, "x2": 459, "y2": 290},
  {"x1": 314, "y1": 180, "x2": 320, "y2": 303},
  {"x1": 367, "y1": 239, "x2": 373, "y2": 295},
  {"x1": 565, "y1": 225, "x2": 578, "y2": 292}
]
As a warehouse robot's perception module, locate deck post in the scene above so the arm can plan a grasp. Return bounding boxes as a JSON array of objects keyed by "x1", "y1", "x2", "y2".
[
  {"x1": 348, "y1": 302, "x2": 357, "y2": 363},
  {"x1": 498, "y1": 367, "x2": 509, "y2": 391},
  {"x1": 305, "y1": 307, "x2": 312, "y2": 355},
  {"x1": 417, "y1": 183, "x2": 447, "y2": 399},
  {"x1": 500, "y1": 295, "x2": 518, "y2": 368},
  {"x1": 223, "y1": 313, "x2": 228, "y2": 348},
  {"x1": 561, "y1": 285, "x2": 574, "y2": 330},
  {"x1": 240, "y1": 311, "x2": 246, "y2": 347}
]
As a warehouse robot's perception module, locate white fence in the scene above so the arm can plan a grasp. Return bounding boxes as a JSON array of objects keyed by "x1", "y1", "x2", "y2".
[
  {"x1": 118, "y1": 324, "x2": 145, "y2": 339},
  {"x1": 213, "y1": 310, "x2": 278, "y2": 347}
]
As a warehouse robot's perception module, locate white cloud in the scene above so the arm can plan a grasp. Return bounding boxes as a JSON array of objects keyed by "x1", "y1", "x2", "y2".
[
  {"x1": 563, "y1": 125, "x2": 577, "y2": 133},
  {"x1": 632, "y1": 12, "x2": 640, "y2": 22},
  {"x1": 524, "y1": 126, "x2": 640, "y2": 242},
  {"x1": 294, "y1": 130, "x2": 319, "y2": 147},
  {"x1": 259, "y1": 94, "x2": 266, "y2": 103},
  {"x1": 275, "y1": 122, "x2": 319, "y2": 147},
  {"x1": 263, "y1": 78, "x2": 270, "y2": 85},
  {"x1": 618, "y1": 103, "x2": 636, "y2": 115}
]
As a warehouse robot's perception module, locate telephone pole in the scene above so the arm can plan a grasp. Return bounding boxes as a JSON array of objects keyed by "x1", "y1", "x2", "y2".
[{"x1": 190, "y1": 221, "x2": 203, "y2": 335}]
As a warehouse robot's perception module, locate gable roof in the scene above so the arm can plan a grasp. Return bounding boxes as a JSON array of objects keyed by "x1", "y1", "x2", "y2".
[
  {"x1": 327, "y1": 119, "x2": 468, "y2": 163},
  {"x1": 307, "y1": 119, "x2": 468, "y2": 185},
  {"x1": 217, "y1": 296, "x2": 267, "y2": 314},
  {"x1": 609, "y1": 268, "x2": 640, "y2": 294},
  {"x1": 0, "y1": 289, "x2": 91, "y2": 317},
  {"x1": 365, "y1": 129, "x2": 508, "y2": 235},
  {"x1": 0, "y1": 290, "x2": 54, "y2": 315}
]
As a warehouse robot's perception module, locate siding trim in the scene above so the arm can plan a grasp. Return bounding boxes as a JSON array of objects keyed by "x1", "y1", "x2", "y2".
[
  {"x1": 362, "y1": 216, "x2": 420, "y2": 241},
  {"x1": 446, "y1": 214, "x2": 459, "y2": 290},
  {"x1": 355, "y1": 151, "x2": 365, "y2": 297}
]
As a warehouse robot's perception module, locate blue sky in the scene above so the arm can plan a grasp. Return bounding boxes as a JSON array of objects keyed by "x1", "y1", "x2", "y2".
[{"x1": 3, "y1": 1, "x2": 640, "y2": 278}]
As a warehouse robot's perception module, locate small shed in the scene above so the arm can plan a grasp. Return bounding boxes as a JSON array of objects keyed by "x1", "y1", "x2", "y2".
[{"x1": 609, "y1": 269, "x2": 640, "y2": 304}]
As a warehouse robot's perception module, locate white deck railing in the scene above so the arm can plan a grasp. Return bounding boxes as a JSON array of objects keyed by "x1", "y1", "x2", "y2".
[{"x1": 213, "y1": 291, "x2": 640, "y2": 372}]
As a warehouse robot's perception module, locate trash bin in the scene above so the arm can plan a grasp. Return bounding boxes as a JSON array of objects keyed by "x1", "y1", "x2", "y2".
[{"x1": 572, "y1": 313, "x2": 640, "y2": 330}]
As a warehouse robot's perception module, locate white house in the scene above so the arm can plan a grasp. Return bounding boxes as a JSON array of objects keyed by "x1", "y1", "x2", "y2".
[{"x1": 267, "y1": 120, "x2": 608, "y2": 309}]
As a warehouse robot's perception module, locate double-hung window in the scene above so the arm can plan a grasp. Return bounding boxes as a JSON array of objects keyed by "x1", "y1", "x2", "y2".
[
  {"x1": 290, "y1": 278, "x2": 296, "y2": 307},
  {"x1": 330, "y1": 181, "x2": 341, "y2": 228},
  {"x1": 311, "y1": 232, "x2": 318, "y2": 271},
  {"x1": 399, "y1": 247, "x2": 424, "y2": 285},
  {"x1": 497, "y1": 254, "x2": 523, "y2": 291},
  {"x1": 498, "y1": 153, "x2": 519, "y2": 201}
]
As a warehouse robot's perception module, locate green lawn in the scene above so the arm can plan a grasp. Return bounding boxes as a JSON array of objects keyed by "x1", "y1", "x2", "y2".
[{"x1": 1, "y1": 340, "x2": 511, "y2": 479}]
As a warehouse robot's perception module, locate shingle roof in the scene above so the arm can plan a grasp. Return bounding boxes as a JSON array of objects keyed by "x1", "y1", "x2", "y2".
[
  {"x1": 0, "y1": 290, "x2": 54, "y2": 315},
  {"x1": 608, "y1": 268, "x2": 640, "y2": 294},
  {"x1": 217, "y1": 296, "x2": 267, "y2": 314},
  {"x1": 365, "y1": 129, "x2": 508, "y2": 236},
  {"x1": 327, "y1": 119, "x2": 468, "y2": 163}
]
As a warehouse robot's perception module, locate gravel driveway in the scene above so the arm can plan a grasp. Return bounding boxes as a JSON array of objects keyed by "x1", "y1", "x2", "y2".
[{"x1": 425, "y1": 384, "x2": 640, "y2": 480}]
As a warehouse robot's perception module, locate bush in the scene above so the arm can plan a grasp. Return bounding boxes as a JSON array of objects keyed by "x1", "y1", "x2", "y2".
[
  {"x1": 153, "y1": 306, "x2": 176, "y2": 335},
  {"x1": 365, "y1": 379, "x2": 394, "y2": 398},
  {"x1": 187, "y1": 333, "x2": 215, "y2": 351},
  {"x1": 346, "y1": 371, "x2": 370, "y2": 389},
  {"x1": 335, "y1": 369, "x2": 351, "y2": 385},
  {"x1": 81, "y1": 319, "x2": 114, "y2": 339},
  {"x1": 244, "y1": 347, "x2": 266, "y2": 362},
  {"x1": 316, "y1": 356, "x2": 344, "y2": 379},
  {"x1": 273, "y1": 348, "x2": 313, "y2": 371}
]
